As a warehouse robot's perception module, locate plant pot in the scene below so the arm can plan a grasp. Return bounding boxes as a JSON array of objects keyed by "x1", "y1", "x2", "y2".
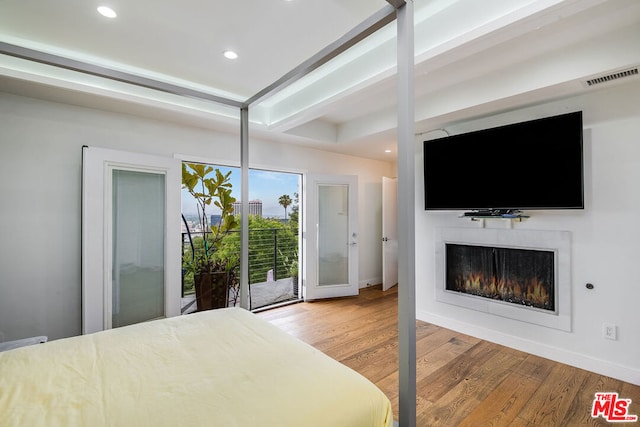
[{"x1": 194, "y1": 271, "x2": 229, "y2": 311}]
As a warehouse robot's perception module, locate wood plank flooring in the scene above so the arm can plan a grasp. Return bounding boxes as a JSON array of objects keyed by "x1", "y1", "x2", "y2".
[{"x1": 258, "y1": 285, "x2": 640, "y2": 426}]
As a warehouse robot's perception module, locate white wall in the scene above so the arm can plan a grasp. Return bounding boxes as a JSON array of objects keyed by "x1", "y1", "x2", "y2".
[
  {"x1": 0, "y1": 91, "x2": 394, "y2": 341},
  {"x1": 415, "y1": 81, "x2": 640, "y2": 385}
]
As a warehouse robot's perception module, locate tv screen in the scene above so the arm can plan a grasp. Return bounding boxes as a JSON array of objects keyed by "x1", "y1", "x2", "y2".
[{"x1": 423, "y1": 111, "x2": 584, "y2": 211}]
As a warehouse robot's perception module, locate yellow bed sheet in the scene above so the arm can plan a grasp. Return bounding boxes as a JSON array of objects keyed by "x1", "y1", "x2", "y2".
[{"x1": 0, "y1": 307, "x2": 392, "y2": 427}]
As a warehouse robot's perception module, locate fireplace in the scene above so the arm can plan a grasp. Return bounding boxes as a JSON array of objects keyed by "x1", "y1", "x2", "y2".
[
  {"x1": 446, "y1": 244, "x2": 555, "y2": 312},
  {"x1": 435, "y1": 228, "x2": 571, "y2": 331}
]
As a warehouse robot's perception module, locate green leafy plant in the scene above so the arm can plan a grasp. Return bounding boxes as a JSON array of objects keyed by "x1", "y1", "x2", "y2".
[
  {"x1": 279, "y1": 244, "x2": 299, "y2": 297},
  {"x1": 182, "y1": 163, "x2": 239, "y2": 309},
  {"x1": 280, "y1": 246, "x2": 298, "y2": 278},
  {"x1": 216, "y1": 215, "x2": 296, "y2": 284},
  {"x1": 182, "y1": 163, "x2": 237, "y2": 254}
]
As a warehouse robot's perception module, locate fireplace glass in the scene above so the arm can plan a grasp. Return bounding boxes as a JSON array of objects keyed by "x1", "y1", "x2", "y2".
[{"x1": 445, "y1": 244, "x2": 555, "y2": 311}]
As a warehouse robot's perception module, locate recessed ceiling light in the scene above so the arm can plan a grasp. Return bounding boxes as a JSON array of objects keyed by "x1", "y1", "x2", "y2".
[
  {"x1": 97, "y1": 6, "x2": 117, "y2": 18},
  {"x1": 223, "y1": 50, "x2": 238, "y2": 60},
  {"x1": 385, "y1": 149, "x2": 392, "y2": 153}
]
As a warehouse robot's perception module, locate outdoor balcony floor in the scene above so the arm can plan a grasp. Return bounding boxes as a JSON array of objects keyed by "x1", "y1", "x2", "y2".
[{"x1": 181, "y1": 278, "x2": 298, "y2": 314}]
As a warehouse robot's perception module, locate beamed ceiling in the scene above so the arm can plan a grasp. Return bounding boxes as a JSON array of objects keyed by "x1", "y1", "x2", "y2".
[{"x1": 1, "y1": 0, "x2": 640, "y2": 160}]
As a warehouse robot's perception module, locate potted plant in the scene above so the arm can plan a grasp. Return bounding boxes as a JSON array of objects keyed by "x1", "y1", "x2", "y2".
[
  {"x1": 182, "y1": 163, "x2": 239, "y2": 310},
  {"x1": 280, "y1": 247, "x2": 299, "y2": 297},
  {"x1": 289, "y1": 258, "x2": 299, "y2": 297}
]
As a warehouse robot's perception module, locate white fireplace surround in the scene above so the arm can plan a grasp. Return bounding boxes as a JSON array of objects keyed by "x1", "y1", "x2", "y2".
[{"x1": 435, "y1": 227, "x2": 571, "y2": 332}]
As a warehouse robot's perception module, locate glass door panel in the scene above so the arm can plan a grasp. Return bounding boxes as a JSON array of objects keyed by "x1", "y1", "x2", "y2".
[
  {"x1": 112, "y1": 170, "x2": 166, "y2": 328},
  {"x1": 304, "y1": 174, "x2": 358, "y2": 300},
  {"x1": 318, "y1": 185, "x2": 349, "y2": 286}
]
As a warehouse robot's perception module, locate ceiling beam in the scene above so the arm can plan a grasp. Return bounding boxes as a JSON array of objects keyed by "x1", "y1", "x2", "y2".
[
  {"x1": 1, "y1": 3, "x2": 403, "y2": 114},
  {"x1": 244, "y1": 4, "x2": 397, "y2": 107},
  {"x1": 0, "y1": 41, "x2": 245, "y2": 108}
]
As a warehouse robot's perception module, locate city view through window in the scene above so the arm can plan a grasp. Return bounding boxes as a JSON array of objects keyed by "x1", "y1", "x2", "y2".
[{"x1": 181, "y1": 163, "x2": 301, "y2": 310}]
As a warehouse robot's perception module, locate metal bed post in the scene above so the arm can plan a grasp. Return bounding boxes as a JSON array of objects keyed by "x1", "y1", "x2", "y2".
[
  {"x1": 394, "y1": 1, "x2": 417, "y2": 426},
  {"x1": 240, "y1": 105, "x2": 250, "y2": 310}
]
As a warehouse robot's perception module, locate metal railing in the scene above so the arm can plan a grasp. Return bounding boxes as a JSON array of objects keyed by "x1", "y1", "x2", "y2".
[{"x1": 181, "y1": 228, "x2": 298, "y2": 296}]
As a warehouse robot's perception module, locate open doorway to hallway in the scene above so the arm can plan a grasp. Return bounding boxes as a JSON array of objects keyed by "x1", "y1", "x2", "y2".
[{"x1": 181, "y1": 162, "x2": 301, "y2": 313}]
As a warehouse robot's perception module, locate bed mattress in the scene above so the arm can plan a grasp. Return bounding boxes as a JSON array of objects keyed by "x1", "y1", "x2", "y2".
[{"x1": 0, "y1": 307, "x2": 392, "y2": 426}]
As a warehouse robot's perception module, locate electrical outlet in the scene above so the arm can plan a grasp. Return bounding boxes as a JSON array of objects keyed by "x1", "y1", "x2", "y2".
[{"x1": 603, "y1": 323, "x2": 617, "y2": 340}]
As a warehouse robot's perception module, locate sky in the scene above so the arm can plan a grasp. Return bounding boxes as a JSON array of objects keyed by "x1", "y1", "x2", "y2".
[{"x1": 181, "y1": 165, "x2": 300, "y2": 218}]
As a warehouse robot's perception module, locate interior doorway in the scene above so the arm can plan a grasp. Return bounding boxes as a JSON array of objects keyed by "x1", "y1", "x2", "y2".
[{"x1": 382, "y1": 176, "x2": 398, "y2": 291}]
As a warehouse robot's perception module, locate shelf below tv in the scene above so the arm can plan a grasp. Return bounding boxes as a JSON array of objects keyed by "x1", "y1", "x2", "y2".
[{"x1": 459, "y1": 209, "x2": 529, "y2": 222}]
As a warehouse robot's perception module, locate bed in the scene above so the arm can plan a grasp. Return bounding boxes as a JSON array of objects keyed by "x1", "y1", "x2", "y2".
[{"x1": 0, "y1": 307, "x2": 393, "y2": 426}]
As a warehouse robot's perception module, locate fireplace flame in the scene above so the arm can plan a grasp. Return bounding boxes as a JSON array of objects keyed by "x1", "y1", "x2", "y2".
[{"x1": 453, "y1": 273, "x2": 552, "y2": 310}]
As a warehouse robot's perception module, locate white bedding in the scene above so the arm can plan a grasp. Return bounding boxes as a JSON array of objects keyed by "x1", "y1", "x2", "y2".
[{"x1": 0, "y1": 307, "x2": 393, "y2": 426}]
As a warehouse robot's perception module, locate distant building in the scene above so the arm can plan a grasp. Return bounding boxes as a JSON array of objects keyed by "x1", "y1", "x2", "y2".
[
  {"x1": 232, "y1": 200, "x2": 262, "y2": 217},
  {"x1": 210, "y1": 214, "x2": 222, "y2": 226},
  {"x1": 181, "y1": 219, "x2": 201, "y2": 234}
]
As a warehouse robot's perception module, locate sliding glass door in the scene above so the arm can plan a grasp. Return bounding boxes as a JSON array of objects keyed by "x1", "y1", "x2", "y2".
[{"x1": 180, "y1": 163, "x2": 301, "y2": 311}]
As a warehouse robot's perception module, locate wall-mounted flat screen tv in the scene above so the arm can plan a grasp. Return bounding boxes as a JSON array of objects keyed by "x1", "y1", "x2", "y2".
[{"x1": 423, "y1": 111, "x2": 584, "y2": 211}]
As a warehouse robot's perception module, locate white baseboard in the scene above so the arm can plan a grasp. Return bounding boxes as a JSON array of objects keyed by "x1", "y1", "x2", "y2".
[{"x1": 417, "y1": 310, "x2": 640, "y2": 386}]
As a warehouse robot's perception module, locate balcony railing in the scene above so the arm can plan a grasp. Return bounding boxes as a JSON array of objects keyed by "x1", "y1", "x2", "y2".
[{"x1": 181, "y1": 228, "x2": 298, "y2": 297}]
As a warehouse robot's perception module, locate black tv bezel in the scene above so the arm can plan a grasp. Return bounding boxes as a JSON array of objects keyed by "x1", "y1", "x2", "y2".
[{"x1": 423, "y1": 111, "x2": 584, "y2": 212}]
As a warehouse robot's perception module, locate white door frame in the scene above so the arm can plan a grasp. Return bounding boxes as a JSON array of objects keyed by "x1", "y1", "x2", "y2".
[
  {"x1": 303, "y1": 174, "x2": 359, "y2": 300},
  {"x1": 82, "y1": 146, "x2": 181, "y2": 334}
]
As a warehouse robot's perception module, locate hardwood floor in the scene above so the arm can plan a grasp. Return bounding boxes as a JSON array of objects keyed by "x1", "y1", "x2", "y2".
[{"x1": 258, "y1": 285, "x2": 640, "y2": 426}]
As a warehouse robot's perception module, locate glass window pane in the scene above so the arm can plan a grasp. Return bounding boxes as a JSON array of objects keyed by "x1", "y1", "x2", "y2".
[
  {"x1": 112, "y1": 170, "x2": 165, "y2": 328},
  {"x1": 318, "y1": 184, "x2": 349, "y2": 286}
]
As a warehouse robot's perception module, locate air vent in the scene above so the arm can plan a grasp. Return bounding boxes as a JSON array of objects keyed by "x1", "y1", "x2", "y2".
[{"x1": 585, "y1": 67, "x2": 638, "y2": 86}]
